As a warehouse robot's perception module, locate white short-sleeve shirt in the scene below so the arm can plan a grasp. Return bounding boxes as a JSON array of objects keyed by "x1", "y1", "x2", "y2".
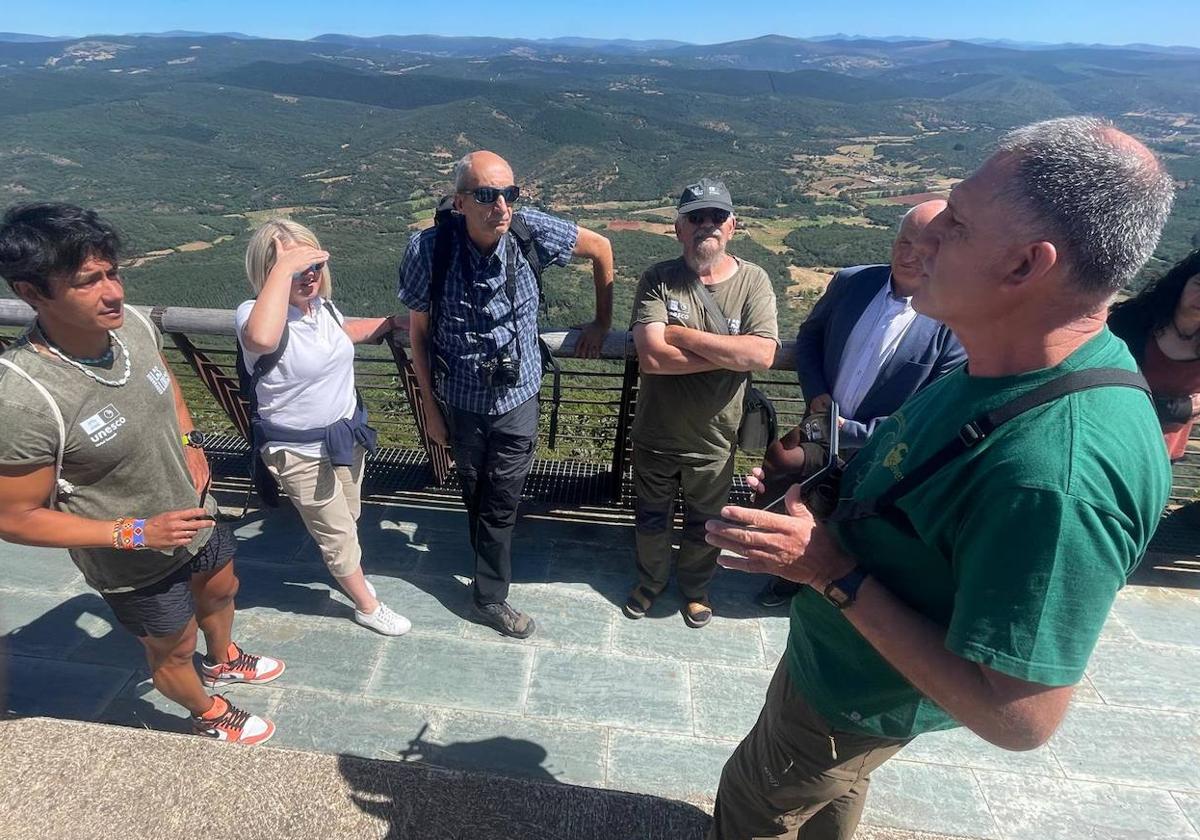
[{"x1": 235, "y1": 297, "x2": 357, "y2": 458}]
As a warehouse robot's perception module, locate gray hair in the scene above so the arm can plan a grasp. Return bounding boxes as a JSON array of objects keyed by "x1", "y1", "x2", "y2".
[
  {"x1": 996, "y1": 116, "x2": 1175, "y2": 295},
  {"x1": 452, "y1": 153, "x2": 476, "y2": 192}
]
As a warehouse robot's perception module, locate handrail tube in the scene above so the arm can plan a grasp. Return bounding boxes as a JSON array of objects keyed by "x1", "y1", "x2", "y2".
[{"x1": 0, "y1": 299, "x2": 800, "y2": 370}]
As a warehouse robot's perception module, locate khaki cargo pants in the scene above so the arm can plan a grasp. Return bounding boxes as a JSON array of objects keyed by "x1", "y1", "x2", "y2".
[
  {"x1": 709, "y1": 659, "x2": 909, "y2": 840},
  {"x1": 262, "y1": 445, "x2": 365, "y2": 578}
]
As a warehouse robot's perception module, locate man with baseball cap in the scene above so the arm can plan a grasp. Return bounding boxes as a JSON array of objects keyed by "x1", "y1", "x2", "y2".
[{"x1": 624, "y1": 178, "x2": 779, "y2": 627}]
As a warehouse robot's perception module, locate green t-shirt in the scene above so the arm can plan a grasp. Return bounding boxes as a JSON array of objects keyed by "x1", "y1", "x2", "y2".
[
  {"x1": 630, "y1": 256, "x2": 779, "y2": 459},
  {"x1": 786, "y1": 329, "x2": 1170, "y2": 739},
  {"x1": 0, "y1": 313, "x2": 217, "y2": 593}
]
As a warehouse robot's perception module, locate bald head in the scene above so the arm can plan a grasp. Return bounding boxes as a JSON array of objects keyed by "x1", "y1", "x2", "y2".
[
  {"x1": 891, "y1": 199, "x2": 946, "y2": 294},
  {"x1": 994, "y1": 117, "x2": 1175, "y2": 296},
  {"x1": 453, "y1": 150, "x2": 513, "y2": 193},
  {"x1": 451, "y1": 150, "x2": 519, "y2": 252}
]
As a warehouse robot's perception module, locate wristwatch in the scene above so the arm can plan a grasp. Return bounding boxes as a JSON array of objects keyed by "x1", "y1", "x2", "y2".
[
  {"x1": 822, "y1": 567, "x2": 868, "y2": 610},
  {"x1": 182, "y1": 430, "x2": 209, "y2": 449}
]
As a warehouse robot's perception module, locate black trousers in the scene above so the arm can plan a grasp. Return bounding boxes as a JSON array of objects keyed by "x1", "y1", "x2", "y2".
[{"x1": 446, "y1": 396, "x2": 539, "y2": 606}]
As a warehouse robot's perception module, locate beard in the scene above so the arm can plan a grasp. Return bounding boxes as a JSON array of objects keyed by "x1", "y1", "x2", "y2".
[{"x1": 687, "y1": 233, "x2": 725, "y2": 274}]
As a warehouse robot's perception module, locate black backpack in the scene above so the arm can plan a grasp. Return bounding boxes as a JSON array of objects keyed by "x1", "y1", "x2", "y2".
[
  {"x1": 427, "y1": 196, "x2": 563, "y2": 447},
  {"x1": 235, "y1": 299, "x2": 343, "y2": 507}
]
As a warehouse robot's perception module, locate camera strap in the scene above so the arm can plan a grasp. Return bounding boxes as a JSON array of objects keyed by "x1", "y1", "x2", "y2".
[{"x1": 831, "y1": 367, "x2": 1152, "y2": 533}]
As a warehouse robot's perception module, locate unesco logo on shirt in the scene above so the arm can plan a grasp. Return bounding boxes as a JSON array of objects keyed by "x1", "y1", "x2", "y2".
[{"x1": 79, "y1": 404, "x2": 127, "y2": 447}]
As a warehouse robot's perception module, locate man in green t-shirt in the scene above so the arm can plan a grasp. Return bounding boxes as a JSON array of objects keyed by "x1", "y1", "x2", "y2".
[
  {"x1": 626, "y1": 178, "x2": 779, "y2": 628},
  {"x1": 704, "y1": 118, "x2": 1176, "y2": 839},
  {"x1": 0, "y1": 203, "x2": 284, "y2": 745}
]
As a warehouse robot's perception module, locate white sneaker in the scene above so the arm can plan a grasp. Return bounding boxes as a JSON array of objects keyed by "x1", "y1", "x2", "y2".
[{"x1": 355, "y1": 602, "x2": 412, "y2": 636}]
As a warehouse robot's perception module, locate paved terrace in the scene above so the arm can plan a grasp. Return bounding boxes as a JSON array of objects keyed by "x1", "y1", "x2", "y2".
[
  {"x1": 3, "y1": 475, "x2": 1199, "y2": 839},
  {"x1": 2, "y1": 299, "x2": 1199, "y2": 837}
]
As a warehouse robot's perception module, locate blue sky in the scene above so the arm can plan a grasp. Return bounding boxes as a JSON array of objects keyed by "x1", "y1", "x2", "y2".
[{"x1": 6, "y1": 1, "x2": 1199, "y2": 48}]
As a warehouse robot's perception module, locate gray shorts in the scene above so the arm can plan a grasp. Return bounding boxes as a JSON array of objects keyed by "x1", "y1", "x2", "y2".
[{"x1": 100, "y1": 521, "x2": 237, "y2": 638}]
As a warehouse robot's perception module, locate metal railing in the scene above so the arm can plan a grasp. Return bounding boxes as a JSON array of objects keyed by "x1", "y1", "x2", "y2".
[
  {"x1": 0, "y1": 300, "x2": 807, "y2": 506},
  {"x1": 2, "y1": 298, "x2": 1197, "y2": 510}
]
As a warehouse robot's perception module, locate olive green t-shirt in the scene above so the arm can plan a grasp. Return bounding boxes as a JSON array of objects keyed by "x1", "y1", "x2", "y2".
[
  {"x1": 786, "y1": 329, "x2": 1170, "y2": 739},
  {"x1": 0, "y1": 313, "x2": 217, "y2": 593},
  {"x1": 631, "y1": 256, "x2": 779, "y2": 459}
]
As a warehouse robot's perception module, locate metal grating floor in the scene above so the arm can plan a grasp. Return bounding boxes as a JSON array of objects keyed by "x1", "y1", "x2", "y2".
[{"x1": 205, "y1": 435, "x2": 1195, "y2": 567}]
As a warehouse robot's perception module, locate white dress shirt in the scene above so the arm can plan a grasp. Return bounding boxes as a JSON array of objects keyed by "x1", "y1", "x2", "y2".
[{"x1": 831, "y1": 276, "x2": 919, "y2": 420}]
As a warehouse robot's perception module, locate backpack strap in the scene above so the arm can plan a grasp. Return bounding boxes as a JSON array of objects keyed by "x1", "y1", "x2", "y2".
[
  {"x1": 124, "y1": 305, "x2": 160, "y2": 347},
  {"x1": 428, "y1": 197, "x2": 458, "y2": 338},
  {"x1": 834, "y1": 367, "x2": 1151, "y2": 526},
  {"x1": 508, "y1": 213, "x2": 545, "y2": 308},
  {"x1": 322, "y1": 299, "x2": 343, "y2": 326},
  {"x1": 0, "y1": 357, "x2": 74, "y2": 507}
]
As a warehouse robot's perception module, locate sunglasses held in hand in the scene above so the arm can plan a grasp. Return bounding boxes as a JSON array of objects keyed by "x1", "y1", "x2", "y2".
[{"x1": 460, "y1": 185, "x2": 521, "y2": 205}]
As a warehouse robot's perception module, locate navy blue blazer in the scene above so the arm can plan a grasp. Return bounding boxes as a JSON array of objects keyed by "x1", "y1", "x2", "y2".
[{"x1": 794, "y1": 264, "x2": 966, "y2": 449}]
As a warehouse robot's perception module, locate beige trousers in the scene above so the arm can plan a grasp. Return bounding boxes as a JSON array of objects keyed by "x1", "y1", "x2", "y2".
[{"x1": 261, "y1": 445, "x2": 365, "y2": 578}]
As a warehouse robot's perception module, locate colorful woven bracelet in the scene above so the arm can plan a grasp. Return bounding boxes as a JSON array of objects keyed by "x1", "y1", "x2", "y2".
[
  {"x1": 130, "y1": 518, "x2": 147, "y2": 550},
  {"x1": 114, "y1": 517, "x2": 147, "y2": 551}
]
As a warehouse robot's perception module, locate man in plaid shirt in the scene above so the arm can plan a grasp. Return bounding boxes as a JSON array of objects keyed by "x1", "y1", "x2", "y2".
[{"x1": 398, "y1": 150, "x2": 614, "y2": 638}]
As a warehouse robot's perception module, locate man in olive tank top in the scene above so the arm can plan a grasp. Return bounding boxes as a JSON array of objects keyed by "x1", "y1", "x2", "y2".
[{"x1": 0, "y1": 204, "x2": 284, "y2": 745}]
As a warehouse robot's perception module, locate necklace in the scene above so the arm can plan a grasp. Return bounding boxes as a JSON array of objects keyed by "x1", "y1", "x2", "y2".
[{"x1": 32, "y1": 325, "x2": 131, "y2": 387}]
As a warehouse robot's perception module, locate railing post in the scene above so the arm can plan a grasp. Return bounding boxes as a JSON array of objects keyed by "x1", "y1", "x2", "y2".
[
  {"x1": 609, "y1": 357, "x2": 640, "y2": 505},
  {"x1": 384, "y1": 334, "x2": 454, "y2": 486}
]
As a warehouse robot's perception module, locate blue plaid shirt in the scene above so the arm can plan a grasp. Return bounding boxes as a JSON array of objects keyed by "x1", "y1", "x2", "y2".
[{"x1": 398, "y1": 207, "x2": 579, "y2": 415}]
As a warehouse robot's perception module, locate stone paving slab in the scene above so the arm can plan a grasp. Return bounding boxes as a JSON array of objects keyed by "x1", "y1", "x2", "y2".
[{"x1": 4, "y1": 498, "x2": 1200, "y2": 839}]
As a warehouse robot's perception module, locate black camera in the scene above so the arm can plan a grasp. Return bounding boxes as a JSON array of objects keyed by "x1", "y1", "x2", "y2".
[
  {"x1": 755, "y1": 402, "x2": 845, "y2": 521},
  {"x1": 481, "y1": 353, "x2": 520, "y2": 390}
]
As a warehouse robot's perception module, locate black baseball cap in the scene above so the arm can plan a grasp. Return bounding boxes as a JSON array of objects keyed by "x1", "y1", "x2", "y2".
[{"x1": 677, "y1": 178, "x2": 734, "y2": 215}]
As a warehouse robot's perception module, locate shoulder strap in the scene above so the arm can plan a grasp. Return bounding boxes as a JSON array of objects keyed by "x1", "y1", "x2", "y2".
[
  {"x1": 692, "y1": 279, "x2": 732, "y2": 336},
  {"x1": 851, "y1": 368, "x2": 1150, "y2": 521},
  {"x1": 124, "y1": 305, "x2": 159, "y2": 346},
  {"x1": 508, "y1": 214, "x2": 546, "y2": 310},
  {"x1": 429, "y1": 197, "x2": 458, "y2": 332},
  {"x1": 0, "y1": 357, "x2": 72, "y2": 507},
  {"x1": 236, "y1": 320, "x2": 290, "y2": 409},
  {"x1": 322, "y1": 299, "x2": 343, "y2": 326}
]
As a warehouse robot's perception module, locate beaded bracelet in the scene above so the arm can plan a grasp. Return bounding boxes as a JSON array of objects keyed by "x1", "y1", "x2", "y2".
[{"x1": 112, "y1": 517, "x2": 148, "y2": 551}]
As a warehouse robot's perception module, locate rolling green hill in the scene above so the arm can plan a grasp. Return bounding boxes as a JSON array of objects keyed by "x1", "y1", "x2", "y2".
[{"x1": 0, "y1": 32, "x2": 1196, "y2": 328}]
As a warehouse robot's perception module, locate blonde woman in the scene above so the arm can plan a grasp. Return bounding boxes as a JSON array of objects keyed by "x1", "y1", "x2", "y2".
[{"x1": 237, "y1": 219, "x2": 410, "y2": 635}]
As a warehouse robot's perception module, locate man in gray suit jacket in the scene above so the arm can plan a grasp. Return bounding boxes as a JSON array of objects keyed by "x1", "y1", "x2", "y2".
[{"x1": 756, "y1": 200, "x2": 964, "y2": 606}]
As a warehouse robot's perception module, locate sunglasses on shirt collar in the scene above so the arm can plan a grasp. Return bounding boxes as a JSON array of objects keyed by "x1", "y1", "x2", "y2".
[
  {"x1": 684, "y1": 209, "x2": 731, "y2": 226},
  {"x1": 459, "y1": 185, "x2": 521, "y2": 205}
]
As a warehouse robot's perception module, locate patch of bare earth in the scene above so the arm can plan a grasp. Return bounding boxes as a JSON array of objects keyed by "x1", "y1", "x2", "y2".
[{"x1": 787, "y1": 266, "x2": 834, "y2": 293}]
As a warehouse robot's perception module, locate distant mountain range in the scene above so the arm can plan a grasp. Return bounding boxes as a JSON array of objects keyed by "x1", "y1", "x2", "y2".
[{"x1": 0, "y1": 31, "x2": 1196, "y2": 57}]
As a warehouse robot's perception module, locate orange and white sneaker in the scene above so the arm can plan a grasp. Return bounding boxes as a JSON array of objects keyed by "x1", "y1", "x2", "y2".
[
  {"x1": 191, "y1": 695, "x2": 275, "y2": 745},
  {"x1": 200, "y1": 642, "x2": 285, "y2": 688}
]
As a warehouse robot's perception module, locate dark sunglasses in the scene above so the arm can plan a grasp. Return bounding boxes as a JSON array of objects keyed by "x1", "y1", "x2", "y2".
[
  {"x1": 460, "y1": 185, "x2": 521, "y2": 205},
  {"x1": 685, "y1": 209, "x2": 731, "y2": 226},
  {"x1": 291, "y1": 262, "x2": 325, "y2": 280}
]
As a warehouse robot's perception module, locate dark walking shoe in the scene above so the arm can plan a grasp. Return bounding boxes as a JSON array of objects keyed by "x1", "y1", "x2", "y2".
[
  {"x1": 683, "y1": 599, "x2": 713, "y2": 628},
  {"x1": 622, "y1": 586, "x2": 656, "y2": 620},
  {"x1": 754, "y1": 577, "x2": 801, "y2": 609},
  {"x1": 472, "y1": 601, "x2": 536, "y2": 639}
]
